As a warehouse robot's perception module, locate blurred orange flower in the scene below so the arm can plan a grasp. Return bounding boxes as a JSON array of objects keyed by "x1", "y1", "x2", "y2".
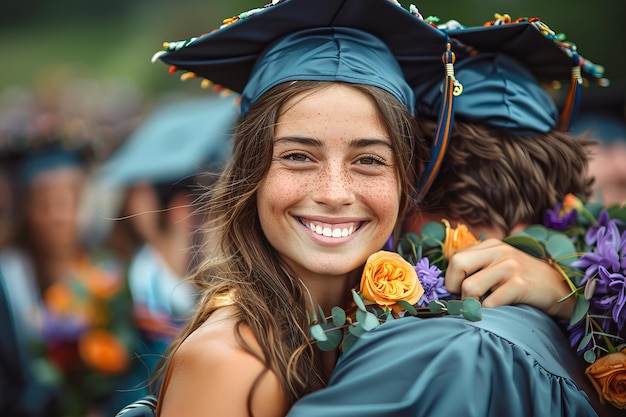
[
  {"x1": 562, "y1": 193, "x2": 584, "y2": 214},
  {"x1": 43, "y1": 283, "x2": 75, "y2": 315},
  {"x1": 78, "y1": 330, "x2": 129, "y2": 375},
  {"x1": 442, "y1": 219, "x2": 479, "y2": 259},
  {"x1": 586, "y1": 349, "x2": 626, "y2": 409},
  {"x1": 360, "y1": 251, "x2": 424, "y2": 314}
]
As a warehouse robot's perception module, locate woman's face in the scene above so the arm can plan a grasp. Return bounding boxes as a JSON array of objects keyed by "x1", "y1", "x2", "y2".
[
  {"x1": 257, "y1": 84, "x2": 401, "y2": 281},
  {"x1": 26, "y1": 167, "x2": 83, "y2": 251}
]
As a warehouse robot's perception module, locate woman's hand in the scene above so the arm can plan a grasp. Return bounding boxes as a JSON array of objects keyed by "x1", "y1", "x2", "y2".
[{"x1": 444, "y1": 239, "x2": 575, "y2": 320}]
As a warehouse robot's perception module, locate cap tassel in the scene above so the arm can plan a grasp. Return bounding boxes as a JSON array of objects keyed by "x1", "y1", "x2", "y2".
[
  {"x1": 416, "y1": 39, "x2": 461, "y2": 200},
  {"x1": 557, "y1": 54, "x2": 582, "y2": 132}
]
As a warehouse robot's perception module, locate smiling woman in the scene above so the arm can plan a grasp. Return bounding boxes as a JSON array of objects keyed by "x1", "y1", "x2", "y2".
[
  {"x1": 140, "y1": 0, "x2": 450, "y2": 415},
  {"x1": 258, "y1": 84, "x2": 401, "y2": 287}
]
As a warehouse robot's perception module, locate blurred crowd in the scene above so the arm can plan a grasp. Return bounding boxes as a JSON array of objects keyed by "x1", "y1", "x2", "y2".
[
  {"x1": 0, "y1": 74, "x2": 236, "y2": 417},
  {"x1": 0, "y1": 72, "x2": 623, "y2": 417}
]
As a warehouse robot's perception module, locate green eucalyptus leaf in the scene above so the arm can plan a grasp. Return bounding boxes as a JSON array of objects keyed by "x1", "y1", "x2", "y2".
[
  {"x1": 570, "y1": 296, "x2": 590, "y2": 326},
  {"x1": 316, "y1": 323, "x2": 342, "y2": 351},
  {"x1": 583, "y1": 349, "x2": 597, "y2": 364},
  {"x1": 318, "y1": 305, "x2": 327, "y2": 324},
  {"x1": 356, "y1": 309, "x2": 381, "y2": 331},
  {"x1": 576, "y1": 334, "x2": 592, "y2": 352},
  {"x1": 429, "y1": 300, "x2": 444, "y2": 313},
  {"x1": 546, "y1": 234, "x2": 578, "y2": 267},
  {"x1": 502, "y1": 235, "x2": 546, "y2": 258},
  {"x1": 461, "y1": 298, "x2": 482, "y2": 321},
  {"x1": 420, "y1": 222, "x2": 445, "y2": 247},
  {"x1": 352, "y1": 290, "x2": 367, "y2": 311},
  {"x1": 520, "y1": 225, "x2": 550, "y2": 241},
  {"x1": 310, "y1": 323, "x2": 328, "y2": 342},
  {"x1": 446, "y1": 300, "x2": 463, "y2": 315},
  {"x1": 607, "y1": 205, "x2": 626, "y2": 223},
  {"x1": 341, "y1": 333, "x2": 359, "y2": 354},
  {"x1": 348, "y1": 322, "x2": 366, "y2": 337},
  {"x1": 331, "y1": 306, "x2": 346, "y2": 327},
  {"x1": 397, "y1": 300, "x2": 418, "y2": 316}
]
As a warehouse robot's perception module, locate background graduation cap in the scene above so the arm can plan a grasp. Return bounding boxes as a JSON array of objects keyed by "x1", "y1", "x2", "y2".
[
  {"x1": 412, "y1": 15, "x2": 607, "y2": 195},
  {"x1": 153, "y1": 0, "x2": 462, "y2": 200},
  {"x1": 98, "y1": 94, "x2": 238, "y2": 188}
]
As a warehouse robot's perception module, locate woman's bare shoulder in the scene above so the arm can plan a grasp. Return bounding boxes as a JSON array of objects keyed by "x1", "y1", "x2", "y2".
[{"x1": 159, "y1": 307, "x2": 288, "y2": 417}]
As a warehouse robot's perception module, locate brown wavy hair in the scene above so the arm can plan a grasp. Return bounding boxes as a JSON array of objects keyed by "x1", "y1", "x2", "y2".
[
  {"x1": 156, "y1": 81, "x2": 426, "y2": 413},
  {"x1": 417, "y1": 119, "x2": 594, "y2": 235}
]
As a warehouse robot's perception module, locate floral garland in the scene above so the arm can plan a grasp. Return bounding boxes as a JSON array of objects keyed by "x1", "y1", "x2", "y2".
[
  {"x1": 309, "y1": 220, "x2": 483, "y2": 353},
  {"x1": 509, "y1": 194, "x2": 626, "y2": 409},
  {"x1": 310, "y1": 194, "x2": 626, "y2": 410}
]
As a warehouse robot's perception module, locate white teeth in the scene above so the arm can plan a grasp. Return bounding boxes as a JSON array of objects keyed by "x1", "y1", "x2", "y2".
[{"x1": 305, "y1": 221, "x2": 358, "y2": 238}]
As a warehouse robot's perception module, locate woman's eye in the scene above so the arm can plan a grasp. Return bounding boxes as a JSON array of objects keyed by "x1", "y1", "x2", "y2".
[
  {"x1": 356, "y1": 155, "x2": 385, "y2": 165},
  {"x1": 283, "y1": 152, "x2": 310, "y2": 162}
]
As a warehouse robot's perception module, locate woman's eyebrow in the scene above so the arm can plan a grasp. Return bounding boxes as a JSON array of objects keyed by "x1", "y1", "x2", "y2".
[
  {"x1": 349, "y1": 138, "x2": 393, "y2": 149},
  {"x1": 273, "y1": 136, "x2": 324, "y2": 147},
  {"x1": 273, "y1": 137, "x2": 392, "y2": 149}
]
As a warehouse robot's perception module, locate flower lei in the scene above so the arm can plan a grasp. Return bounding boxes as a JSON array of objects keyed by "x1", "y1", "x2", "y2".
[
  {"x1": 506, "y1": 193, "x2": 626, "y2": 409},
  {"x1": 309, "y1": 219, "x2": 483, "y2": 353}
]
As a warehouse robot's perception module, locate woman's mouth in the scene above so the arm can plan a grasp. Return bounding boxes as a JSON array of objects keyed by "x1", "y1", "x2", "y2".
[{"x1": 298, "y1": 218, "x2": 363, "y2": 238}]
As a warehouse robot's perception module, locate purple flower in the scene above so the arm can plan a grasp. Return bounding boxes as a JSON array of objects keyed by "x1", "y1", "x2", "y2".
[
  {"x1": 543, "y1": 204, "x2": 577, "y2": 230},
  {"x1": 573, "y1": 221, "x2": 626, "y2": 284},
  {"x1": 567, "y1": 317, "x2": 589, "y2": 352},
  {"x1": 415, "y1": 257, "x2": 450, "y2": 307},
  {"x1": 594, "y1": 266, "x2": 626, "y2": 330},
  {"x1": 383, "y1": 234, "x2": 395, "y2": 251},
  {"x1": 585, "y1": 210, "x2": 625, "y2": 247}
]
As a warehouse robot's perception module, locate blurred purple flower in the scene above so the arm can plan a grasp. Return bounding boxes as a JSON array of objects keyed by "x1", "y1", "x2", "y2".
[
  {"x1": 567, "y1": 317, "x2": 589, "y2": 352},
  {"x1": 383, "y1": 234, "x2": 394, "y2": 251},
  {"x1": 543, "y1": 205, "x2": 577, "y2": 231},
  {"x1": 415, "y1": 257, "x2": 450, "y2": 307},
  {"x1": 573, "y1": 221, "x2": 626, "y2": 285}
]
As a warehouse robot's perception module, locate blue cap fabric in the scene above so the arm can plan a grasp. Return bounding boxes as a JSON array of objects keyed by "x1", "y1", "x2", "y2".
[
  {"x1": 155, "y1": 0, "x2": 448, "y2": 117},
  {"x1": 19, "y1": 149, "x2": 84, "y2": 185},
  {"x1": 416, "y1": 52, "x2": 558, "y2": 135},
  {"x1": 241, "y1": 27, "x2": 415, "y2": 115},
  {"x1": 98, "y1": 95, "x2": 238, "y2": 187},
  {"x1": 415, "y1": 18, "x2": 606, "y2": 135}
]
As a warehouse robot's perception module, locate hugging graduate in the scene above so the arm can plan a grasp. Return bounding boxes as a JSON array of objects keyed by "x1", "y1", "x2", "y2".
[
  {"x1": 112, "y1": 1, "x2": 618, "y2": 417},
  {"x1": 131, "y1": 0, "x2": 458, "y2": 416}
]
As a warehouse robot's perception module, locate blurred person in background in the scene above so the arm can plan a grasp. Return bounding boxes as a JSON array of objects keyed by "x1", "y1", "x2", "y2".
[
  {"x1": 571, "y1": 88, "x2": 626, "y2": 206},
  {"x1": 0, "y1": 150, "x2": 60, "y2": 416},
  {"x1": 97, "y1": 94, "x2": 237, "y2": 397},
  {"x1": 0, "y1": 79, "x2": 144, "y2": 417},
  {"x1": 7, "y1": 144, "x2": 138, "y2": 417}
]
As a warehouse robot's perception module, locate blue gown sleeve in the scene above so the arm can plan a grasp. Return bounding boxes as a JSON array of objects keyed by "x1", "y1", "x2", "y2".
[{"x1": 288, "y1": 305, "x2": 602, "y2": 417}]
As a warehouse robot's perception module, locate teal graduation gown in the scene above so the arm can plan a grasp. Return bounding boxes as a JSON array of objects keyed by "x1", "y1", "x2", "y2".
[{"x1": 288, "y1": 305, "x2": 600, "y2": 417}]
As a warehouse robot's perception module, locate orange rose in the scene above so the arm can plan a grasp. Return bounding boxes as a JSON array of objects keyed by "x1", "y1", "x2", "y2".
[
  {"x1": 359, "y1": 251, "x2": 424, "y2": 313},
  {"x1": 442, "y1": 219, "x2": 479, "y2": 260},
  {"x1": 78, "y1": 330, "x2": 129, "y2": 374},
  {"x1": 585, "y1": 349, "x2": 626, "y2": 409}
]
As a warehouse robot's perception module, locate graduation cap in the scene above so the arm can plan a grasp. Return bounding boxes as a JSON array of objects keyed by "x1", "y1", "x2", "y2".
[
  {"x1": 412, "y1": 15, "x2": 607, "y2": 194},
  {"x1": 152, "y1": 0, "x2": 462, "y2": 199},
  {"x1": 98, "y1": 95, "x2": 238, "y2": 188},
  {"x1": 427, "y1": 15, "x2": 607, "y2": 132}
]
